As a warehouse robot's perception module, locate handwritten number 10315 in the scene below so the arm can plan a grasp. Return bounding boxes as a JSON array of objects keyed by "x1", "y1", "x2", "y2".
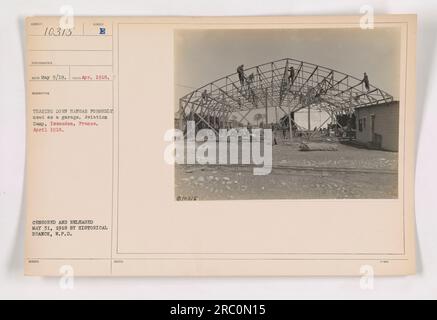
[{"x1": 44, "y1": 27, "x2": 73, "y2": 36}]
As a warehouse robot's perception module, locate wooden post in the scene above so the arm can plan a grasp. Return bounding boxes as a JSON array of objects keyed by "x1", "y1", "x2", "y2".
[
  {"x1": 265, "y1": 88, "x2": 268, "y2": 127},
  {"x1": 308, "y1": 105, "x2": 311, "y2": 131},
  {"x1": 275, "y1": 105, "x2": 278, "y2": 124},
  {"x1": 288, "y1": 106, "x2": 293, "y2": 142}
]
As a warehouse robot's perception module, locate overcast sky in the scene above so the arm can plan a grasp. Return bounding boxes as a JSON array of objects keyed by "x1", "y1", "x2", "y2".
[{"x1": 175, "y1": 27, "x2": 401, "y2": 109}]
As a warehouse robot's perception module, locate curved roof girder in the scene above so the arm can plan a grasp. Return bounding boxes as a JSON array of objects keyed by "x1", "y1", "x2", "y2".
[{"x1": 179, "y1": 58, "x2": 393, "y2": 127}]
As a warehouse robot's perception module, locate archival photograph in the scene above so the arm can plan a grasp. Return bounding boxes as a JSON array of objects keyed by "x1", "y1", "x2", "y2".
[{"x1": 174, "y1": 27, "x2": 401, "y2": 200}]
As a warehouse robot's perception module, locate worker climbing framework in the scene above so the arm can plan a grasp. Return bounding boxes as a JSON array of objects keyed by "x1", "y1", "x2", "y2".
[{"x1": 178, "y1": 58, "x2": 393, "y2": 135}]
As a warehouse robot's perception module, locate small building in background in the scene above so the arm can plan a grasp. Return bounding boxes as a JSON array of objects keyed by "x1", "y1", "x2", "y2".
[{"x1": 354, "y1": 101, "x2": 399, "y2": 151}]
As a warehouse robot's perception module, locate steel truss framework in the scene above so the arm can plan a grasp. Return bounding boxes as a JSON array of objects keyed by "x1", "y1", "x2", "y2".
[{"x1": 179, "y1": 58, "x2": 393, "y2": 134}]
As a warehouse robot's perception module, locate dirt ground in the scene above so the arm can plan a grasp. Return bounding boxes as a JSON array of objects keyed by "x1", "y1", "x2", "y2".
[{"x1": 175, "y1": 141, "x2": 398, "y2": 200}]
